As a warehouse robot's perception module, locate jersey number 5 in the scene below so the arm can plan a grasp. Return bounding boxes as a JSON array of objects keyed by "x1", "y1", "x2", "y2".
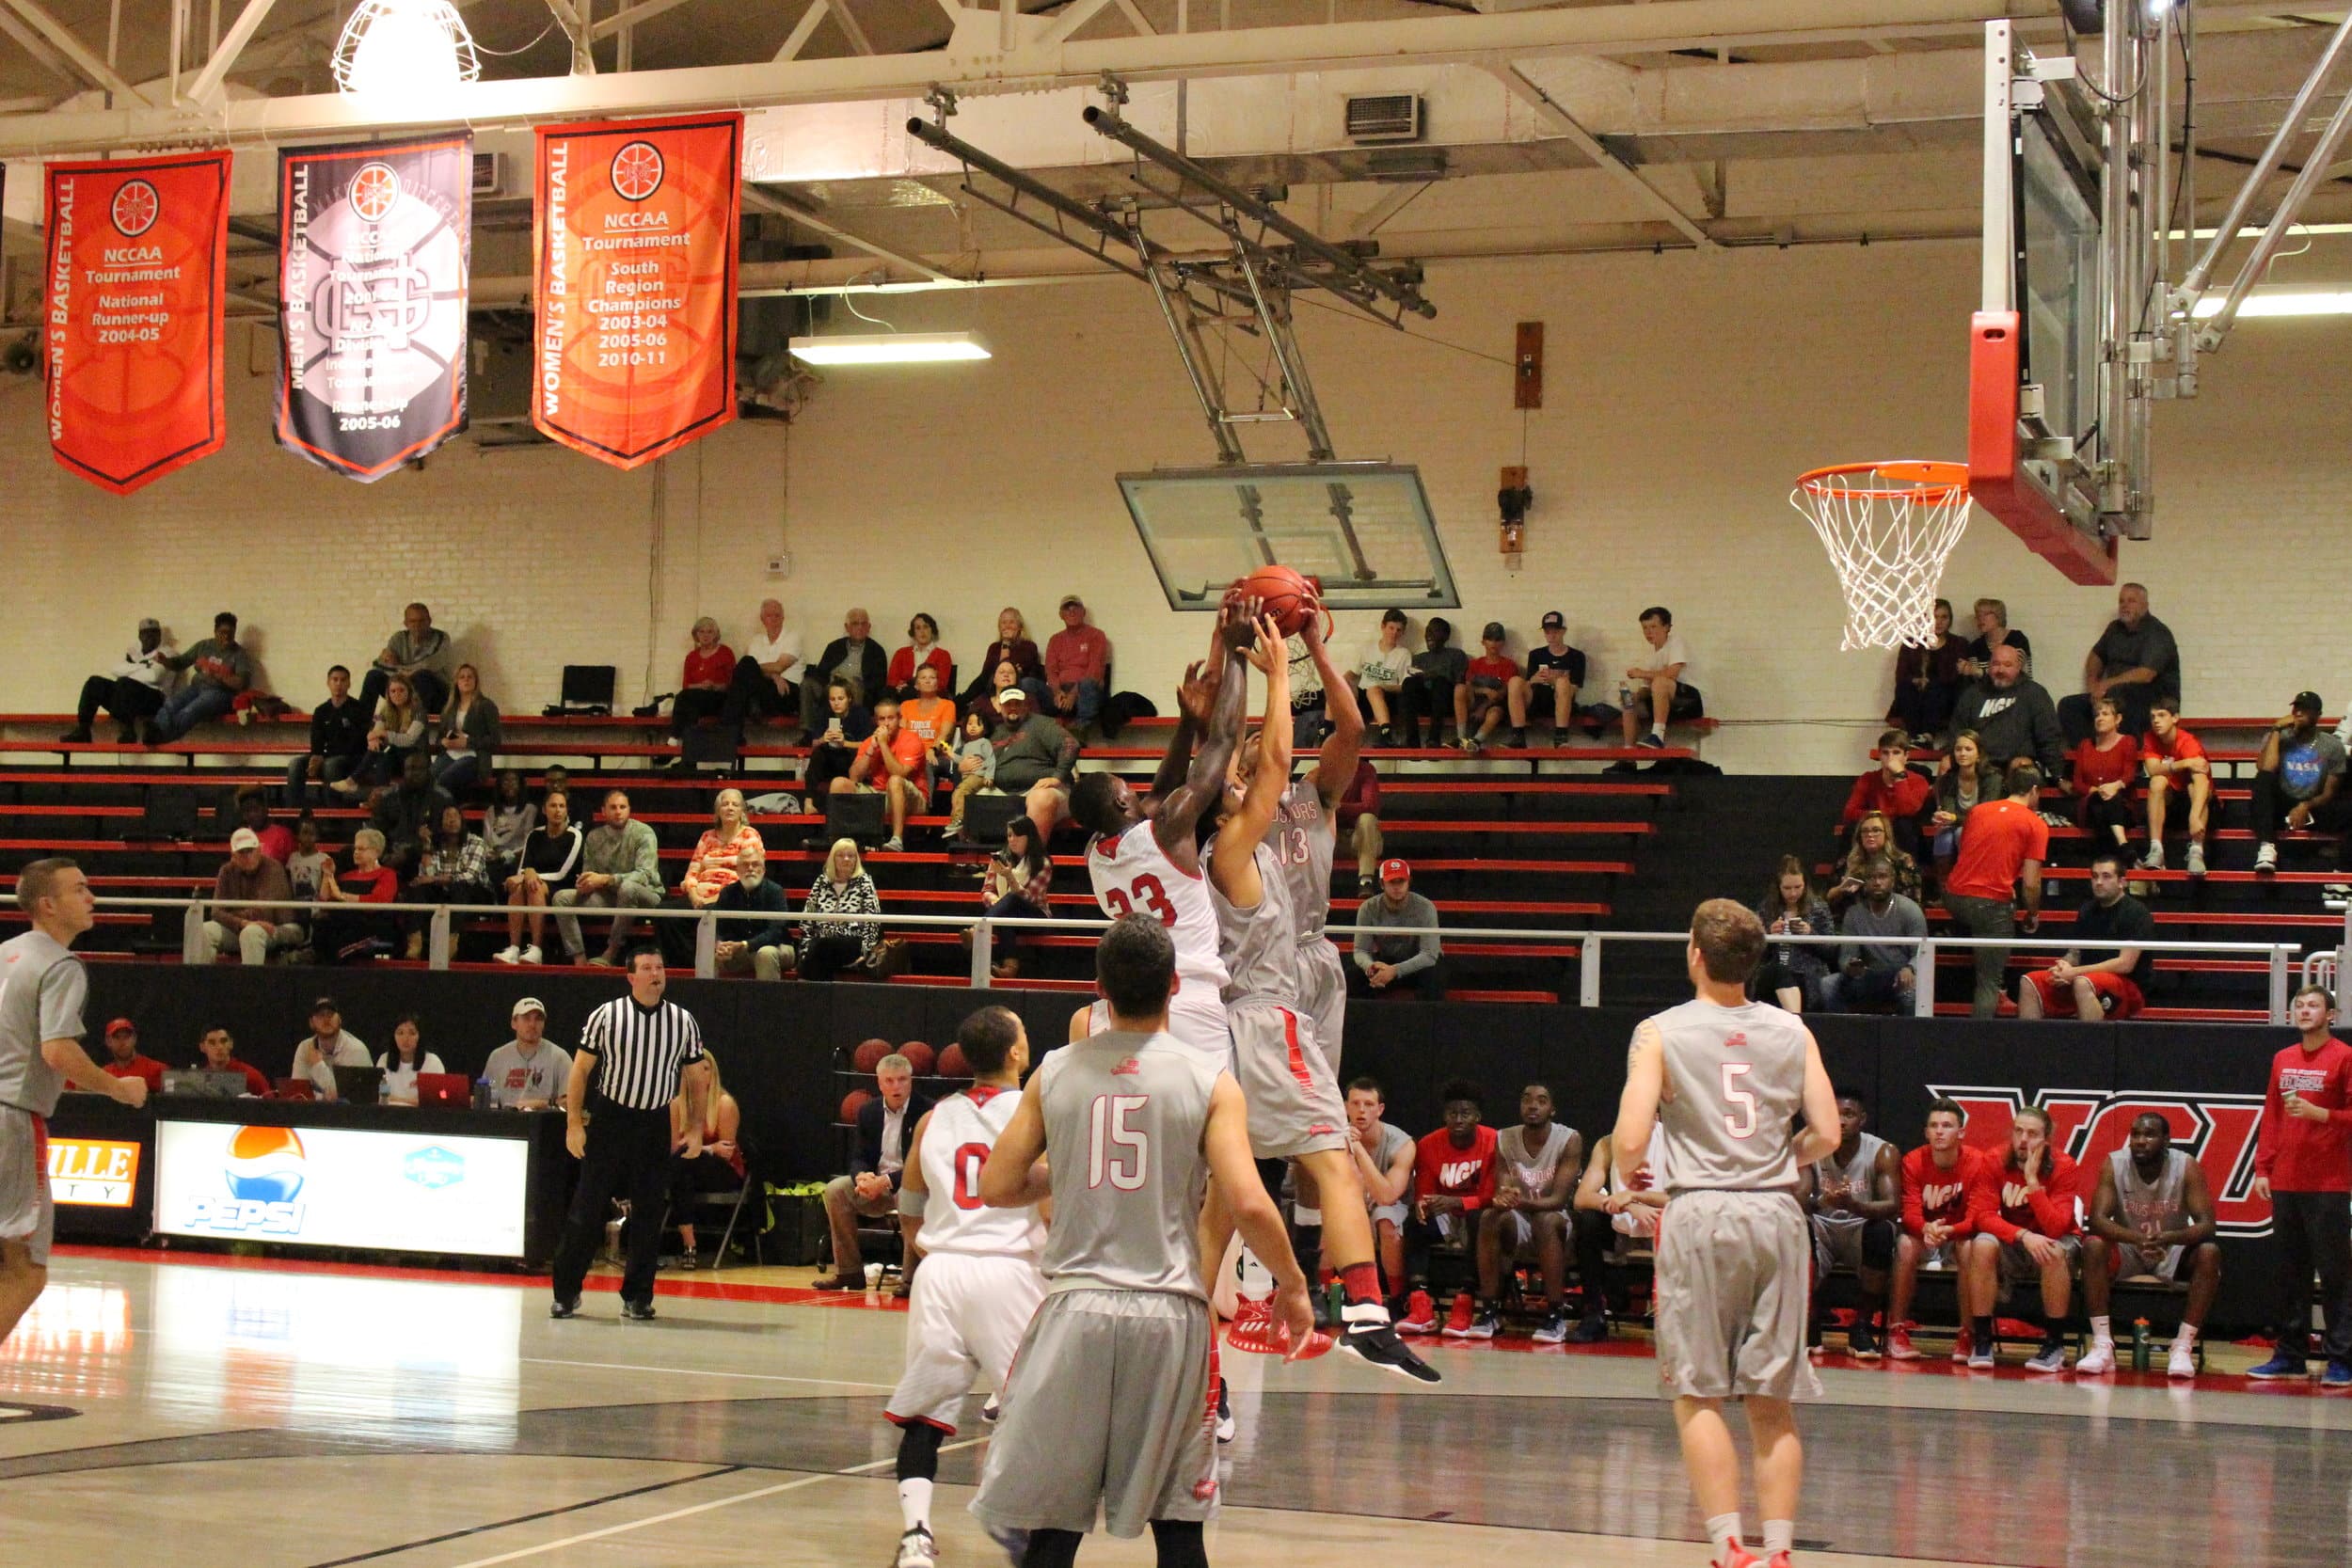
[
  {"x1": 949, "y1": 1142, "x2": 992, "y2": 1211},
  {"x1": 1721, "y1": 1062, "x2": 1756, "y2": 1139},
  {"x1": 1089, "y1": 1094, "x2": 1150, "y2": 1190},
  {"x1": 1102, "y1": 874, "x2": 1177, "y2": 927}
]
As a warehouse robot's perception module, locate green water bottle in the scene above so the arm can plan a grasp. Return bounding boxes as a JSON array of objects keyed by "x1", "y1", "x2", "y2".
[
  {"x1": 2131, "y1": 1317, "x2": 2151, "y2": 1372},
  {"x1": 1325, "y1": 1280, "x2": 1343, "y2": 1325}
]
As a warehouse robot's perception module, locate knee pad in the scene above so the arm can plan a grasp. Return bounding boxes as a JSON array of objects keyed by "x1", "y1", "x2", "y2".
[{"x1": 895, "y1": 1419, "x2": 944, "y2": 1481}]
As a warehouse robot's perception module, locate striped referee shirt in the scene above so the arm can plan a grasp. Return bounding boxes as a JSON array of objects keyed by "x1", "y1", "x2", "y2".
[{"x1": 580, "y1": 995, "x2": 706, "y2": 1111}]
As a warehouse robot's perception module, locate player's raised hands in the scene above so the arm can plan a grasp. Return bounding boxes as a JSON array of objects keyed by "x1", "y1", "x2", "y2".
[
  {"x1": 1241, "y1": 614, "x2": 1284, "y2": 675},
  {"x1": 1175, "y1": 660, "x2": 1218, "y2": 727},
  {"x1": 1296, "y1": 587, "x2": 1327, "y2": 650},
  {"x1": 1221, "y1": 594, "x2": 1264, "y2": 651}
]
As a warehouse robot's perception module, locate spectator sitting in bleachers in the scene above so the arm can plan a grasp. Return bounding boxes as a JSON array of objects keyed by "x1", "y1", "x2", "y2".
[
  {"x1": 681, "y1": 788, "x2": 764, "y2": 909},
  {"x1": 987, "y1": 688, "x2": 1078, "y2": 838},
  {"x1": 960, "y1": 607, "x2": 1044, "y2": 713},
  {"x1": 1469, "y1": 1084, "x2": 1582, "y2": 1343},
  {"x1": 340, "y1": 673, "x2": 426, "y2": 795},
  {"x1": 802, "y1": 609, "x2": 890, "y2": 734},
  {"x1": 151, "y1": 610, "x2": 252, "y2": 743},
  {"x1": 981, "y1": 860, "x2": 1055, "y2": 979},
  {"x1": 1804, "y1": 1093, "x2": 1899, "y2": 1358},
  {"x1": 235, "y1": 786, "x2": 294, "y2": 864},
  {"x1": 2141, "y1": 699, "x2": 2211, "y2": 876},
  {"x1": 1570, "y1": 1132, "x2": 1662, "y2": 1343},
  {"x1": 2252, "y1": 690, "x2": 2350, "y2": 874},
  {"x1": 1752, "y1": 855, "x2": 1833, "y2": 1013},
  {"x1": 2067, "y1": 698, "x2": 2141, "y2": 857},
  {"x1": 312, "y1": 827, "x2": 400, "y2": 962},
  {"x1": 834, "y1": 694, "x2": 930, "y2": 854},
  {"x1": 359, "y1": 601, "x2": 453, "y2": 717},
  {"x1": 1397, "y1": 1079, "x2": 1498, "y2": 1335},
  {"x1": 800, "y1": 837, "x2": 882, "y2": 982},
  {"x1": 1955, "y1": 596, "x2": 2030, "y2": 683},
  {"x1": 496, "y1": 787, "x2": 581, "y2": 967},
  {"x1": 1962, "y1": 1105, "x2": 2082, "y2": 1372},
  {"x1": 1456, "y1": 622, "x2": 1518, "y2": 754},
  {"x1": 1337, "y1": 755, "x2": 1384, "y2": 898},
  {"x1": 99, "y1": 1019, "x2": 166, "y2": 1093},
  {"x1": 1349, "y1": 858, "x2": 1442, "y2": 1001},
  {"x1": 981, "y1": 816, "x2": 1046, "y2": 908},
  {"x1": 1357, "y1": 609, "x2": 1413, "y2": 745},
  {"x1": 1884, "y1": 1098, "x2": 1994, "y2": 1362},
  {"x1": 554, "y1": 789, "x2": 664, "y2": 966},
  {"x1": 287, "y1": 663, "x2": 368, "y2": 808},
  {"x1": 801, "y1": 677, "x2": 876, "y2": 799},
  {"x1": 2017, "y1": 851, "x2": 2154, "y2": 1021},
  {"x1": 1616, "y1": 604, "x2": 1701, "y2": 754},
  {"x1": 1826, "y1": 811, "x2": 1921, "y2": 917},
  {"x1": 2077, "y1": 1113, "x2": 2219, "y2": 1378},
  {"x1": 290, "y1": 996, "x2": 370, "y2": 1100},
  {"x1": 206, "y1": 828, "x2": 300, "y2": 967},
  {"x1": 285, "y1": 816, "x2": 332, "y2": 902},
  {"x1": 1943, "y1": 763, "x2": 2048, "y2": 1019},
  {"x1": 370, "y1": 751, "x2": 453, "y2": 879},
  {"x1": 1510, "y1": 610, "x2": 1587, "y2": 748},
  {"x1": 1928, "y1": 729, "x2": 2000, "y2": 875},
  {"x1": 899, "y1": 663, "x2": 957, "y2": 756},
  {"x1": 816, "y1": 1052, "x2": 933, "y2": 1291},
  {"x1": 1398, "y1": 615, "x2": 1466, "y2": 749},
  {"x1": 1841, "y1": 730, "x2": 1932, "y2": 856},
  {"x1": 196, "y1": 1026, "x2": 272, "y2": 1097},
  {"x1": 375, "y1": 1016, "x2": 445, "y2": 1106},
  {"x1": 405, "y1": 803, "x2": 493, "y2": 960},
  {"x1": 2058, "y1": 582, "x2": 2180, "y2": 747},
  {"x1": 62, "y1": 614, "x2": 176, "y2": 744},
  {"x1": 889, "y1": 611, "x2": 954, "y2": 696},
  {"x1": 481, "y1": 768, "x2": 537, "y2": 885},
  {"x1": 483, "y1": 998, "x2": 571, "y2": 1110},
  {"x1": 1946, "y1": 643, "x2": 2063, "y2": 780},
  {"x1": 943, "y1": 708, "x2": 997, "y2": 841},
  {"x1": 722, "y1": 598, "x2": 802, "y2": 732},
  {"x1": 1887, "y1": 597, "x2": 1966, "y2": 744},
  {"x1": 434, "y1": 663, "x2": 501, "y2": 794},
  {"x1": 1045, "y1": 594, "x2": 1111, "y2": 735},
  {"x1": 671, "y1": 617, "x2": 737, "y2": 740},
  {"x1": 669, "y1": 1047, "x2": 746, "y2": 1269},
  {"x1": 1822, "y1": 857, "x2": 1924, "y2": 1014},
  {"x1": 1342, "y1": 1077, "x2": 1417, "y2": 1316},
  {"x1": 713, "y1": 840, "x2": 793, "y2": 980}
]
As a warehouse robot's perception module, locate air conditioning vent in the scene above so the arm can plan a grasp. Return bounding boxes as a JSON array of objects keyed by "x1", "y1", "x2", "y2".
[
  {"x1": 1344, "y1": 94, "x2": 1422, "y2": 144},
  {"x1": 472, "y1": 151, "x2": 505, "y2": 197}
]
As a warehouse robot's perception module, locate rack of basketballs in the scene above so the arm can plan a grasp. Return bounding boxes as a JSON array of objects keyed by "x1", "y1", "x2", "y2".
[{"x1": 834, "y1": 1035, "x2": 976, "y2": 1140}]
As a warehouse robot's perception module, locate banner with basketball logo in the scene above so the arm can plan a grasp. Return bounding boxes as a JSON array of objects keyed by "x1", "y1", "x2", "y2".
[
  {"x1": 532, "y1": 113, "x2": 739, "y2": 468},
  {"x1": 277, "y1": 135, "x2": 471, "y2": 482},
  {"x1": 42, "y1": 150, "x2": 231, "y2": 495}
]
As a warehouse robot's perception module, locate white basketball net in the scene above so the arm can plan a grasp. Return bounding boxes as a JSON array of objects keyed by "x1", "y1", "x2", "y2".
[{"x1": 1789, "y1": 462, "x2": 1972, "y2": 651}]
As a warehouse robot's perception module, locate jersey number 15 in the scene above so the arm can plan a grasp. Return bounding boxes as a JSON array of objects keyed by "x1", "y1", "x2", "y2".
[{"x1": 1089, "y1": 1094, "x2": 1150, "y2": 1190}]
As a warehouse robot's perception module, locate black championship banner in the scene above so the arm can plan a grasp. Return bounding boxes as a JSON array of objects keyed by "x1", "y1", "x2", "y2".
[{"x1": 276, "y1": 135, "x2": 471, "y2": 481}]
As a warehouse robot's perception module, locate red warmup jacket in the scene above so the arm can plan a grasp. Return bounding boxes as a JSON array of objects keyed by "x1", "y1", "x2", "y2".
[
  {"x1": 1842, "y1": 768, "x2": 1933, "y2": 826},
  {"x1": 1978, "y1": 1150, "x2": 2080, "y2": 1243},
  {"x1": 1899, "y1": 1144, "x2": 1994, "y2": 1239},
  {"x1": 1413, "y1": 1125, "x2": 1499, "y2": 1209},
  {"x1": 2257, "y1": 1037, "x2": 2352, "y2": 1193}
]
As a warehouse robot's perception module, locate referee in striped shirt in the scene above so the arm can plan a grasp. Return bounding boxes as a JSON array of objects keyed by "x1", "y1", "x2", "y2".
[{"x1": 552, "y1": 945, "x2": 713, "y2": 1321}]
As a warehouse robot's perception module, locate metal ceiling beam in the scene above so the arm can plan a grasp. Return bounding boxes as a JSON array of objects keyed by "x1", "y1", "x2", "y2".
[
  {"x1": 0, "y1": 4, "x2": 78, "y2": 87},
  {"x1": 774, "y1": 0, "x2": 830, "y2": 60},
  {"x1": 740, "y1": 182, "x2": 967, "y2": 283},
  {"x1": 828, "y1": 0, "x2": 876, "y2": 55},
  {"x1": 1041, "y1": 0, "x2": 1118, "y2": 47},
  {"x1": 588, "y1": 0, "x2": 700, "y2": 42},
  {"x1": 0, "y1": 0, "x2": 152, "y2": 104},
  {"x1": 1489, "y1": 63, "x2": 1717, "y2": 249},
  {"x1": 185, "y1": 0, "x2": 280, "y2": 103}
]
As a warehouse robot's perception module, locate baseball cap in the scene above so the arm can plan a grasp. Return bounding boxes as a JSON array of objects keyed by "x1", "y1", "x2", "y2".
[
  {"x1": 997, "y1": 687, "x2": 1029, "y2": 705},
  {"x1": 105, "y1": 1017, "x2": 136, "y2": 1037},
  {"x1": 511, "y1": 997, "x2": 547, "y2": 1021},
  {"x1": 1540, "y1": 610, "x2": 1565, "y2": 630},
  {"x1": 1481, "y1": 621, "x2": 1506, "y2": 641},
  {"x1": 229, "y1": 827, "x2": 261, "y2": 852},
  {"x1": 310, "y1": 995, "x2": 340, "y2": 1016},
  {"x1": 1379, "y1": 858, "x2": 1411, "y2": 881},
  {"x1": 1058, "y1": 594, "x2": 1085, "y2": 610},
  {"x1": 137, "y1": 616, "x2": 160, "y2": 632},
  {"x1": 2295, "y1": 690, "x2": 2325, "y2": 715}
]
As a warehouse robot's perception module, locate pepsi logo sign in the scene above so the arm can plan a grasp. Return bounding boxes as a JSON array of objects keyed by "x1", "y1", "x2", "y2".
[{"x1": 184, "y1": 1126, "x2": 307, "y2": 1235}]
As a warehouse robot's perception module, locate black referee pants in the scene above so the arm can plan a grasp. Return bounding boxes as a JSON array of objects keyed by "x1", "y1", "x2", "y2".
[
  {"x1": 2269, "y1": 1188, "x2": 2352, "y2": 1364},
  {"x1": 553, "y1": 1101, "x2": 673, "y2": 1307}
]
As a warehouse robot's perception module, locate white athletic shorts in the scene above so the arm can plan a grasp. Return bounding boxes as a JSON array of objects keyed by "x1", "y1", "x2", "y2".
[
  {"x1": 1654, "y1": 1189, "x2": 1820, "y2": 1402},
  {"x1": 1166, "y1": 983, "x2": 1234, "y2": 1072},
  {"x1": 885, "y1": 1251, "x2": 1044, "y2": 1434},
  {"x1": 0, "y1": 1107, "x2": 53, "y2": 1268},
  {"x1": 1229, "y1": 1002, "x2": 1346, "y2": 1161}
]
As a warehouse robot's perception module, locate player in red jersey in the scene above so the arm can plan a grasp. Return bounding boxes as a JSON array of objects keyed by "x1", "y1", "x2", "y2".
[
  {"x1": 1961, "y1": 1104, "x2": 2080, "y2": 1372},
  {"x1": 1884, "y1": 1098, "x2": 1995, "y2": 1362},
  {"x1": 1396, "y1": 1080, "x2": 1498, "y2": 1334}
]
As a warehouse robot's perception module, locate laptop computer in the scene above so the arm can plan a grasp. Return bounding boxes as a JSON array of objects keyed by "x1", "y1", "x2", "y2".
[
  {"x1": 160, "y1": 1069, "x2": 248, "y2": 1099},
  {"x1": 330, "y1": 1065, "x2": 385, "y2": 1106},
  {"x1": 275, "y1": 1076, "x2": 315, "y2": 1101},
  {"x1": 413, "y1": 1072, "x2": 469, "y2": 1108}
]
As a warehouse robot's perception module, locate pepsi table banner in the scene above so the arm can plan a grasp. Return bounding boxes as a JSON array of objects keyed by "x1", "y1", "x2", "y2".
[
  {"x1": 43, "y1": 150, "x2": 230, "y2": 494},
  {"x1": 277, "y1": 135, "x2": 471, "y2": 482},
  {"x1": 532, "y1": 113, "x2": 740, "y2": 467}
]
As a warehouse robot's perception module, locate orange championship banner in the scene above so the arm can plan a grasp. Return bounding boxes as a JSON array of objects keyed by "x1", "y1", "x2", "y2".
[
  {"x1": 532, "y1": 113, "x2": 740, "y2": 468},
  {"x1": 42, "y1": 150, "x2": 230, "y2": 494}
]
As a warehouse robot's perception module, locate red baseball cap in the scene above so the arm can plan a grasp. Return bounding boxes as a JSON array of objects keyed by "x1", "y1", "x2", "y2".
[
  {"x1": 1378, "y1": 859, "x2": 1411, "y2": 881},
  {"x1": 105, "y1": 1017, "x2": 136, "y2": 1037}
]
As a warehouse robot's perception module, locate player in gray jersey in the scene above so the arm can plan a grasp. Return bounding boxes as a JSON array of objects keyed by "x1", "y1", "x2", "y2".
[
  {"x1": 1614, "y1": 899, "x2": 1838, "y2": 1568},
  {"x1": 1467, "y1": 1084, "x2": 1581, "y2": 1343},
  {"x1": 1802, "y1": 1094, "x2": 1899, "y2": 1360},
  {"x1": 973, "y1": 914, "x2": 1311, "y2": 1567},
  {"x1": 1261, "y1": 599, "x2": 1360, "y2": 1077},
  {"x1": 1206, "y1": 620, "x2": 1433, "y2": 1384},
  {"x1": 2, "y1": 859, "x2": 149, "y2": 1350},
  {"x1": 2078, "y1": 1112, "x2": 2221, "y2": 1378}
]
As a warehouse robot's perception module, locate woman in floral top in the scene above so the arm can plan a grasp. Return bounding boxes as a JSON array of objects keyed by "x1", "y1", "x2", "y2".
[
  {"x1": 800, "y1": 836, "x2": 880, "y2": 981},
  {"x1": 682, "y1": 787, "x2": 765, "y2": 907},
  {"x1": 404, "y1": 802, "x2": 492, "y2": 958}
]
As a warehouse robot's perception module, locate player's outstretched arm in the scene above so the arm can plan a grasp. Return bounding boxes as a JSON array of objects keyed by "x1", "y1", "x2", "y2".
[
  {"x1": 979, "y1": 1084, "x2": 1052, "y2": 1209},
  {"x1": 1794, "y1": 1030, "x2": 1840, "y2": 1167},
  {"x1": 1202, "y1": 1072, "x2": 1313, "y2": 1354},
  {"x1": 1156, "y1": 599, "x2": 1259, "y2": 861},
  {"x1": 899, "y1": 1109, "x2": 935, "y2": 1256},
  {"x1": 1209, "y1": 616, "x2": 1293, "y2": 900},
  {"x1": 1148, "y1": 617, "x2": 1226, "y2": 802},
  {"x1": 1612, "y1": 1024, "x2": 1665, "y2": 1187},
  {"x1": 1300, "y1": 597, "x2": 1364, "y2": 809}
]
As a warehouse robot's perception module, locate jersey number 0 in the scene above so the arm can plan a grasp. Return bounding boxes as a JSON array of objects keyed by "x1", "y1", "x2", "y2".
[{"x1": 1101, "y1": 874, "x2": 1177, "y2": 927}]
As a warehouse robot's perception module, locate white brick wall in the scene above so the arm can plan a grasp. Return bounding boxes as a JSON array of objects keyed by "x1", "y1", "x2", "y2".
[{"x1": 3, "y1": 237, "x2": 2344, "y2": 772}]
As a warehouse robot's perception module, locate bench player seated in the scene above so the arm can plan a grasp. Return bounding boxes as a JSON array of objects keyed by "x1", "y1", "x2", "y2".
[
  {"x1": 1803, "y1": 1093, "x2": 1899, "y2": 1359},
  {"x1": 1467, "y1": 1083, "x2": 1581, "y2": 1342},
  {"x1": 1885, "y1": 1098, "x2": 1996, "y2": 1362},
  {"x1": 1961, "y1": 1105, "x2": 2081, "y2": 1372},
  {"x1": 1342, "y1": 1077, "x2": 1418, "y2": 1313},
  {"x1": 1398, "y1": 1079, "x2": 1499, "y2": 1334},
  {"x1": 1570, "y1": 1132, "x2": 1664, "y2": 1344},
  {"x1": 2075, "y1": 1112, "x2": 2219, "y2": 1378}
]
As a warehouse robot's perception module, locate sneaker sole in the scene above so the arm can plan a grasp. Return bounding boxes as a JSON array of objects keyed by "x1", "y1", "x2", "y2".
[
  {"x1": 2245, "y1": 1368, "x2": 2306, "y2": 1380},
  {"x1": 1851, "y1": 1349, "x2": 1883, "y2": 1362},
  {"x1": 1342, "y1": 1335, "x2": 1444, "y2": 1383}
]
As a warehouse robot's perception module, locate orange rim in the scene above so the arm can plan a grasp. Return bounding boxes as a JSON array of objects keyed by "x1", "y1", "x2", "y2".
[{"x1": 1795, "y1": 460, "x2": 1969, "y2": 502}]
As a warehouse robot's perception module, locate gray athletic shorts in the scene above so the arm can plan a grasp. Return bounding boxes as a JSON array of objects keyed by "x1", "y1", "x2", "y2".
[
  {"x1": 1654, "y1": 1189, "x2": 1820, "y2": 1402},
  {"x1": 1811, "y1": 1216, "x2": 1873, "y2": 1275},
  {"x1": 1229, "y1": 1002, "x2": 1346, "y2": 1161},
  {"x1": 885, "y1": 1252, "x2": 1043, "y2": 1434},
  {"x1": 1371, "y1": 1199, "x2": 1407, "y2": 1230},
  {"x1": 1296, "y1": 941, "x2": 1347, "y2": 1077},
  {"x1": 2111, "y1": 1241, "x2": 2186, "y2": 1281},
  {"x1": 0, "y1": 1107, "x2": 54, "y2": 1268},
  {"x1": 1497, "y1": 1208, "x2": 1567, "y2": 1254},
  {"x1": 1997, "y1": 1233, "x2": 2082, "y2": 1286},
  {"x1": 970, "y1": 1288, "x2": 1218, "y2": 1539}
]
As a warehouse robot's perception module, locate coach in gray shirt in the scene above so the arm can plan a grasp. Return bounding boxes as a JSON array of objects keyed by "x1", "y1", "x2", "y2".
[
  {"x1": 1349, "y1": 859, "x2": 1443, "y2": 1002},
  {"x1": 1821, "y1": 858, "x2": 1926, "y2": 1014}
]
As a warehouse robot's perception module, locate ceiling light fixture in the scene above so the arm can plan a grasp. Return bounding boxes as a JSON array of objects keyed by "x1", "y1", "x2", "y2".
[
  {"x1": 787, "y1": 331, "x2": 993, "y2": 366},
  {"x1": 333, "y1": 0, "x2": 480, "y2": 95},
  {"x1": 2190, "y1": 290, "x2": 2352, "y2": 319}
]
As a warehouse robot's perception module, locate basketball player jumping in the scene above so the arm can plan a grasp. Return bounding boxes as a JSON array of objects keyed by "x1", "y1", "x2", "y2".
[
  {"x1": 1207, "y1": 614, "x2": 1435, "y2": 1382},
  {"x1": 972, "y1": 914, "x2": 1313, "y2": 1568},
  {"x1": 882, "y1": 1005, "x2": 1047, "y2": 1568},
  {"x1": 1613, "y1": 899, "x2": 1839, "y2": 1568}
]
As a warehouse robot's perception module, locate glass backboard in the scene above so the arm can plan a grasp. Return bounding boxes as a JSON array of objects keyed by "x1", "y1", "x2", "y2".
[
  {"x1": 2016, "y1": 102, "x2": 2103, "y2": 500},
  {"x1": 1117, "y1": 463, "x2": 1460, "y2": 612}
]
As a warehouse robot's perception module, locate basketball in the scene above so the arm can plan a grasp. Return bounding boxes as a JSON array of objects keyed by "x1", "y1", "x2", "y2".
[
  {"x1": 851, "y1": 1037, "x2": 891, "y2": 1073},
  {"x1": 838, "y1": 1087, "x2": 873, "y2": 1124},
  {"x1": 1232, "y1": 564, "x2": 1320, "y2": 637},
  {"x1": 937, "y1": 1042, "x2": 970, "y2": 1079},
  {"x1": 898, "y1": 1039, "x2": 935, "y2": 1076}
]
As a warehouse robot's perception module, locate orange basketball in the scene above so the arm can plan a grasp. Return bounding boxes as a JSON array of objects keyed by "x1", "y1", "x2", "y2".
[
  {"x1": 938, "y1": 1043, "x2": 971, "y2": 1079},
  {"x1": 839, "y1": 1087, "x2": 874, "y2": 1124},
  {"x1": 1232, "y1": 564, "x2": 1321, "y2": 637},
  {"x1": 898, "y1": 1039, "x2": 936, "y2": 1076},
  {"x1": 852, "y1": 1037, "x2": 891, "y2": 1073}
]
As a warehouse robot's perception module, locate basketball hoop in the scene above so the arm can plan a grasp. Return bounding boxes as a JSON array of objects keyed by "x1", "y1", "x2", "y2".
[{"x1": 1789, "y1": 461, "x2": 1972, "y2": 651}]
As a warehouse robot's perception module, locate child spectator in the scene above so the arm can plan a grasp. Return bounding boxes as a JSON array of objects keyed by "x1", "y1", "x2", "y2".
[
  {"x1": 1398, "y1": 616, "x2": 1466, "y2": 749},
  {"x1": 1840, "y1": 730, "x2": 1933, "y2": 853},
  {"x1": 1357, "y1": 610, "x2": 1414, "y2": 745},
  {"x1": 1458, "y1": 622, "x2": 1518, "y2": 753},
  {"x1": 944, "y1": 708, "x2": 999, "y2": 841},
  {"x1": 2140, "y1": 698, "x2": 2211, "y2": 876}
]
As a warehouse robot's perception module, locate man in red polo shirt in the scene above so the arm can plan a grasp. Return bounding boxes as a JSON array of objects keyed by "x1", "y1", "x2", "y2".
[
  {"x1": 2139, "y1": 698, "x2": 2211, "y2": 876},
  {"x1": 1941, "y1": 762, "x2": 2049, "y2": 1017},
  {"x1": 99, "y1": 1019, "x2": 166, "y2": 1093},
  {"x1": 2248, "y1": 984, "x2": 2352, "y2": 1383}
]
